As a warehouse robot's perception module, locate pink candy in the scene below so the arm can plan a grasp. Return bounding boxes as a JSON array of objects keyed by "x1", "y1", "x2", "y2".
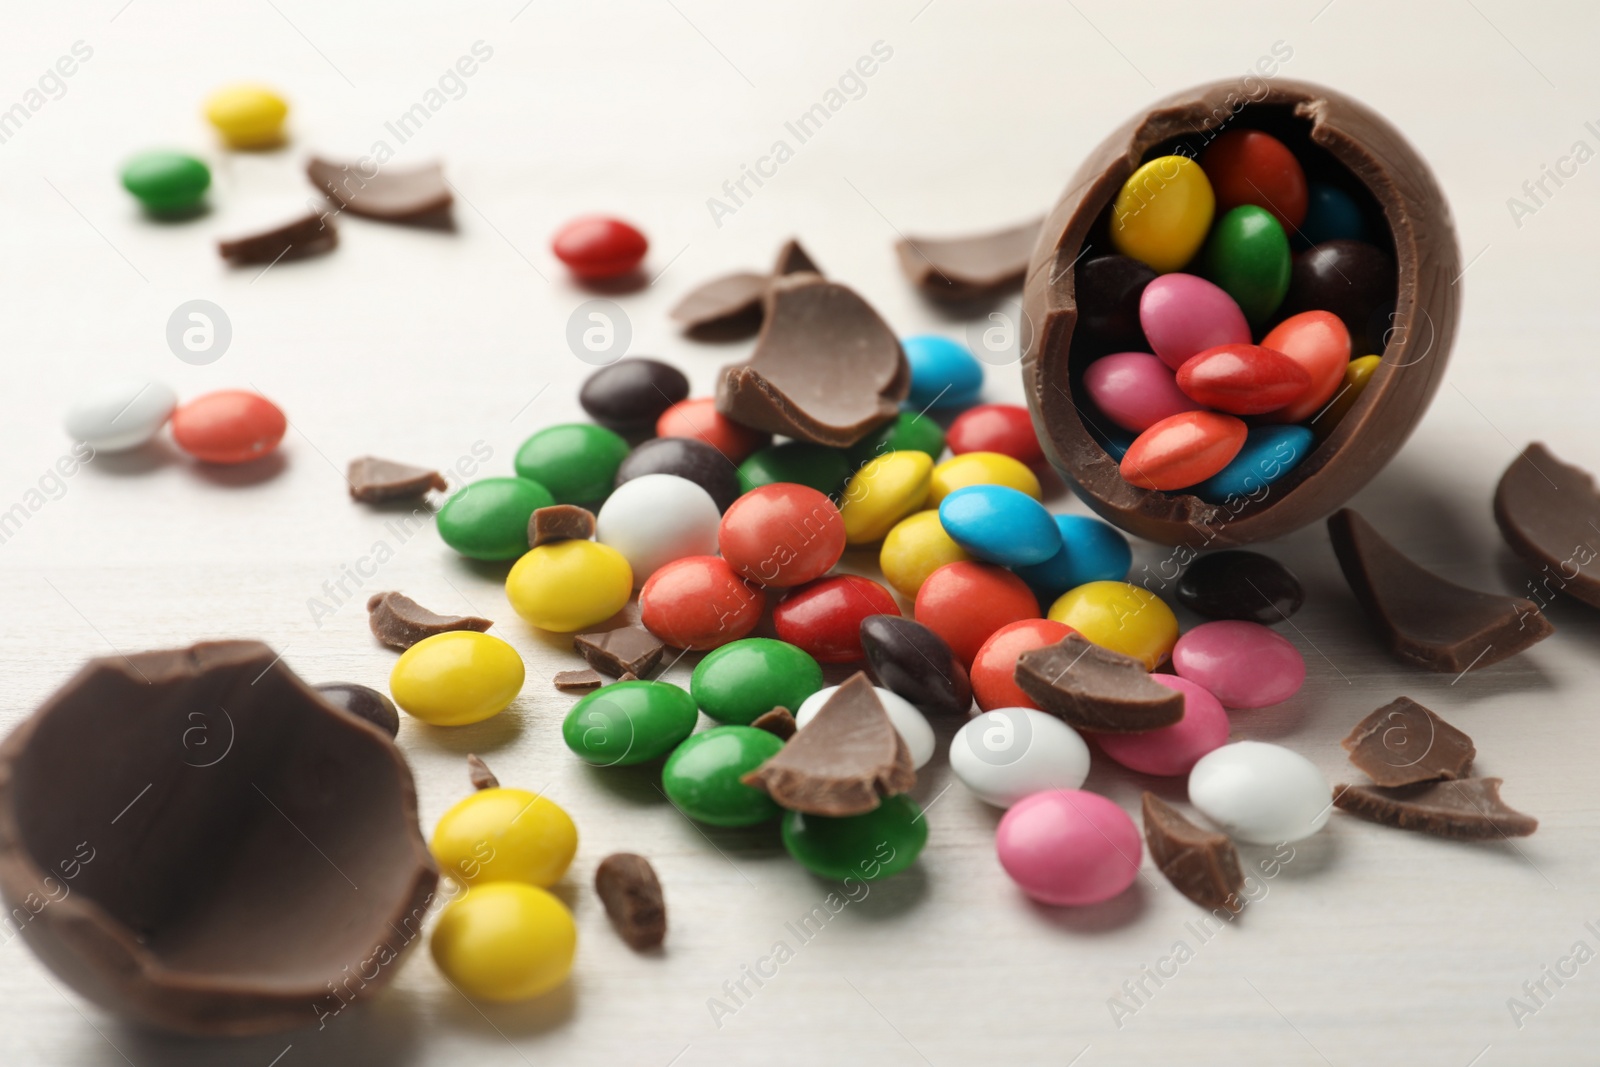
[
  {"x1": 1139, "y1": 273, "x2": 1251, "y2": 371},
  {"x1": 1083, "y1": 352, "x2": 1203, "y2": 433},
  {"x1": 1172, "y1": 620, "x2": 1305, "y2": 708},
  {"x1": 995, "y1": 789, "x2": 1141, "y2": 906},
  {"x1": 1097, "y1": 674, "x2": 1229, "y2": 776}
]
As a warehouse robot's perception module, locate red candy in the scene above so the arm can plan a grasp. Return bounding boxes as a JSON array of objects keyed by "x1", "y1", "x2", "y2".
[
  {"x1": 774, "y1": 575, "x2": 899, "y2": 663},
  {"x1": 1120, "y1": 411, "x2": 1248, "y2": 491},
  {"x1": 946, "y1": 404, "x2": 1044, "y2": 466},
  {"x1": 551, "y1": 215, "x2": 648, "y2": 280},
  {"x1": 170, "y1": 389, "x2": 286, "y2": 465},
  {"x1": 914, "y1": 562, "x2": 1041, "y2": 667},
  {"x1": 1257, "y1": 311, "x2": 1352, "y2": 424},
  {"x1": 970, "y1": 618, "x2": 1076, "y2": 711},
  {"x1": 657, "y1": 397, "x2": 770, "y2": 463},
  {"x1": 1175, "y1": 343, "x2": 1313, "y2": 415},
  {"x1": 639, "y1": 556, "x2": 765, "y2": 651},
  {"x1": 718, "y1": 484, "x2": 845, "y2": 589},
  {"x1": 1198, "y1": 129, "x2": 1308, "y2": 232}
]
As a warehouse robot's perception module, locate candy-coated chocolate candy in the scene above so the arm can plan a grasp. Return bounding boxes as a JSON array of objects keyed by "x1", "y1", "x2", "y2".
[
  {"x1": 657, "y1": 397, "x2": 770, "y2": 463},
  {"x1": 937, "y1": 485, "x2": 1061, "y2": 567},
  {"x1": 1138, "y1": 273, "x2": 1251, "y2": 371},
  {"x1": 1173, "y1": 620, "x2": 1305, "y2": 708},
  {"x1": 1083, "y1": 351, "x2": 1203, "y2": 432},
  {"x1": 1175, "y1": 550, "x2": 1304, "y2": 624},
  {"x1": 639, "y1": 556, "x2": 765, "y2": 650},
  {"x1": 845, "y1": 411, "x2": 946, "y2": 468},
  {"x1": 203, "y1": 84, "x2": 288, "y2": 149},
  {"x1": 170, "y1": 389, "x2": 285, "y2": 465},
  {"x1": 391, "y1": 631, "x2": 525, "y2": 726},
  {"x1": 691, "y1": 638, "x2": 825, "y2": 725},
  {"x1": 507, "y1": 539, "x2": 632, "y2": 632},
  {"x1": 996, "y1": 789, "x2": 1140, "y2": 906},
  {"x1": 1201, "y1": 205, "x2": 1291, "y2": 325},
  {"x1": 1097, "y1": 675, "x2": 1228, "y2": 777},
  {"x1": 1119, "y1": 410, "x2": 1247, "y2": 491},
  {"x1": 915, "y1": 561, "x2": 1041, "y2": 667},
  {"x1": 859, "y1": 615, "x2": 972, "y2": 716},
  {"x1": 1192, "y1": 425, "x2": 1314, "y2": 504},
  {"x1": 616, "y1": 436, "x2": 742, "y2": 513},
  {"x1": 514, "y1": 423, "x2": 629, "y2": 506},
  {"x1": 314, "y1": 682, "x2": 399, "y2": 737},
  {"x1": 431, "y1": 788, "x2": 577, "y2": 887},
  {"x1": 595, "y1": 473, "x2": 719, "y2": 584},
  {"x1": 1175, "y1": 343, "x2": 1312, "y2": 415},
  {"x1": 839, "y1": 450, "x2": 933, "y2": 544},
  {"x1": 1188, "y1": 741, "x2": 1330, "y2": 844},
  {"x1": 437, "y1": 477, "x2": 554, "y2": 560},
  {"x1": 780, "y1": 795, "x2": 927, "y2": 881},
  {"x1": 662, "y1": 726, "x2": 784, "y2": 826},
  {"x1": 1281, "y1": 240, "x2": 1396, "y2": 355},
  {"x1": 738, "y1": 443, "x2": 852, "y2": 497},
  {"x1": 928, "y1": 451, "x2": 1040, "y2": 504},
  {"x1": 773, "y1": 574, "x2": 899, "y2": 663},
  {"x1": 1109, "y1": 155, "x2": 1214, "y2": 273},
  {"x1": 902, "y1": 335, "x2": 983, "y2": 410},
  {"x1": 719, "y1": 483, "x2": 845, "y2": 588},
  {"x1": 551, "y1": 215, "x2": 647, "y2": 279},
  {"x1": 579, "y1": 358, "x2": 690, "y2": 433},
  {"x1": 1013, "y1": 515, "x2": 1132, "y2": 605},
  {"x1": 1257, "y1": 311, "x2": 1351, "y2": 424},
  {"x1": 945, "y1": 404, "x2": 1043, "y2": 466},
  {"x1": 1296, "y1": 183, "x2": 1369, "y2": 248},
  {"x1": 563, "y1": 680, "x2": 699, "y2": 765},
  {"x1": 120, "y1": 150, "x2": 210, "y2": 214},
  {"x1": 1314, "y1": 354, "x2": 1381, "y2": 438},
  {"x1": 1093, "y1": 429, "x2": 1134, "y2": 461},
  {"x1": 64, "y1": 378, "x2": 176, "y2": 452},
  {"x1": 1075, "y1": 255, "x2": 1157, "y2": 347},
  {"x1": 796, "y1": 685, "x2": 935, "y2": 768},
  {"x1": 431, "y1": 883, "x2": 575, "y2": 1002},
  {"x1": 969, "y1": 618, "x2": 1075, "y2": 711},
  {"x1": 879, "y1": 509, "x2": 971, "y2": 599},
  {"x1": 1197, "y1": 128, "x2": 1308, "y2": 231},
  {"x1": 1048, "y1": 581, "x2": 1177, "y2": 670},
  {"x1": 949, "y1": 708, "x2": 1090, "y2": 807}
]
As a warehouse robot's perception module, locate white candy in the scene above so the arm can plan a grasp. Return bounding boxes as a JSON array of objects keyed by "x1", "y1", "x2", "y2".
[
  {"x1": 596, "y1": 474, "x2": 720, "y2": 585},
  {"x1": 63, "y1": 378, "x2": 177, "y2": 452},
  {"x1": 796, "y1": 684, "x2": 935, "y2": 769},
  {"x1": 949, "y1": 708, "x2": 1090, "y2": 807},
  {"x1": 1188, "y1": 740, "x2": 1331, "y2": 845}
]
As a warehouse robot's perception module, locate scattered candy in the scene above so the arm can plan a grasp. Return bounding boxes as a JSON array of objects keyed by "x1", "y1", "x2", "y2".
[
  {"x1": 506, "y1": 539, "x2": 632, "y2": 632},
  {"x1": 639, "y1": 555, "x2": 765, "y2": 650},
  {"x1": 514, "y1": 423, "x2": 629, "y2": 507},
  {"x1": 1119, "y1": 409, "x2": 1247, "y2": 491},
  {"x1": 949, "y1": 707, "x2": 1090, "y2": 807},
  {"x1": 1175, "y1": 550, "x2": 1304, "y2": 624},
  {"x1": 431, "y1": 882, "x2": 575, "y2": 1002},
  {"x1": 1012, "y1": 514, "x2": 1132, "y2": 604},
  {"x1": 1083, "y1": 351, "x2": 1202, "y2": 433},
  {"x1": 594, "y1": 853, "x2": 666, "y2": 951},
  {"x1": 795, "y1": 683, "x2": 935, "y2": 769},
  {"x1": 431, "y1": 777, "x2": 577, "y2": 887},
  {"x1": 63, "y1": 378, "x2": 176, "y2": 453},
  {"x1": 170, "y1": 389, "x2": 286, "y2": 465},
  {"x1": 846, "y1": 410, "x2": 945, "y2": 468},
  {"x1": 902, "y1": 335, "x2": 983, "y2": 410},
  {"x1": 839, "y1": 450, "x2": 933, "y2": 544},
  {"x1": 1197, "y1": 128, "x2": 1307, "y2": 231},
  {"x1": 436, "y1": 477, "x2": 553, "y2": 561},
  {"x1": 595, "y1": 473, "x2": 720, "y2": 585},
  {"x1": 879, "y1": 509, "x2": 971, "y2": 599},
  {"x1": 858, "y1": 615, "x2": 972, "y2": 717},
  {"x1": 1110, "y1": 155, "x2": 1214, "y2": 273},
  {"x1": 718, "y1": 483, "x2": 845, "y2": 587},
  {"x1": 552, "y1": 215, "x2": 648, "y2": 279},
  {"x1": 1047, "y1": 580, "x2": 1177, "y2": 670},
  {"x1": 773, "y1": 574, "x2": 899, "y2": 663},
  {"x1": 203, "y1": 84, "x2": 289, "y2": 148},
  {"x1": 945, "y1": 403, "x2": 1043, "y2": 465},
  {"x1": 120, "y1": 150, "x2": 210, "y2": 214},
  {"x1": 1188, "y1": 740, "x2": 1331, "y2": 845},
  {"x1": 657, "y1": 397, "x2": 770, "y2": 463},
  {"x1": 915, "y1": 561, "x2": 1040, "y2": 667},
  {"x1": 1138, "y1": 272, "x2": 1251, "y2": 371},
  {"x1": 615, "y1": 436, "x2": 742, "y2": 513},
  {"x1": 938, "y1": 484, "x2": 1061, "y2": 567},
  {"x1": 969, "y1": 618, "x2": 1075, "y2": 711},
  {"x1": 780, "y1": 795, "x2": 927, "y2": 881},
  {"x1": 1096, "y1": 674, "x2": 1229, "y2": 776},
  {"x1": 579, "y1": 358, "x2": 690, "y2": 433},
  {"x1": 390, "y1": 631, "x2": 525, "y2": 726},
  {"x1": 662, "y1": 726, "x2": 785, "y2": 826},
  {"x1": 690, "y1": 637, "x2": 824, "y2": 725},
  {"x1": 562, "y1": 680, "x2": 698, "y2": 765},
  {"x1": 929, "y1": 451, "x2": 1040, "y2": 503},
  {"x1": 996, "y1": 789, "x2": 1141, "y2": 906},
  {"x1": 314, "y1": 681, "x2": 399, "y2": 737},
  {"x1": 738, "y1": 442, "x2": 851, "y2": 497}
]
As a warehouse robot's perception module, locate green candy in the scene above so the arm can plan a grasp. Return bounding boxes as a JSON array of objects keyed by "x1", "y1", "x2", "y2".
[
  {"x1": 563, "y1": 680, "x2": 699, "y2": 766},
  {"x1": 781, "y1": 795, "x2": 927, "y2": 881},
  {"x1": 436, "y1": 477, "x2": 553, "y2": 561},
  {"x1": 514, "y1": 423, "x2": 629, "y2": 506},
  {"x1": 1202, "y1": 205, "x2": 1291, "y2": 325},
  {"x1": 661, "y1": 726, "x2": 784, "y2": 826},
  {"x1": 120, "y1": 151, "x2": 211, "y2": 214},
  {"x1": 738, "y1": 443, "x2": 852, "y2": 498},
  {"x1": 846, "y1": 412, "x2": 945, "y2": 470},
  {"x1": 691, "y1": 638, "x2": 825, "y2": 725}
]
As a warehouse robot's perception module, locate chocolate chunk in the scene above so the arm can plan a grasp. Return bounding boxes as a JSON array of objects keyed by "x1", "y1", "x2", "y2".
[
  {"x1": 579, "y1": 358, "x2": 691, "y2": 433},
  {"x1": 574, "y1": 626, "x2": 665, "y2": 677},
  {"x1": 1327, "y1": 509, "x2": 1553, "y2": 672},
  {"x1": 671, "y1": 240, "x2": 822, "y2": 339},
  {"x1": 314, "y1": 681, "x2": 400, "y2": 737},
  {"x1": 617, "y1": 671, "x2": 639, "y2": 682},
  {"x1": 616, "y1": 436, "x2": 742, "y2": 512},
  {"x1": 1012, "y1": 634, "x2": 1184, "y2": 732},
  {"x1": 1494, "y1": 443, "x2": 1600, "y2": 610},
  {"x1": 751, "y1": 706, "x2": 797, "y2": 741},
  {"x1": 530, "y1": 504, "x2": 596, "y2": 547},
  {"x1": 554, "y1": 668, "x2": 604, "y2": 693},
  {"x1": 773, "y1": 239, "x2": 819, "y2": 276},
  {"x1": 715, "y1": 274, "x2": 909, "y2": 448},
  {"x1": 1141, "y1": 793, "x2": 1244, "y2": 912},
  {"x1": 859, "y1": 615, "x2": 972, "y2": 717},
  {"x1": 307, "y1": 157, "x2": 452, "y2": 224},
  {"x1": 741, "y1": 672, "x2": 915, "y2": 816},
  {"x1": 1341, "y1": 697, "x2": 1475, "y2": 787},
  {"x1": 366, "y1": 591, "x2": 492, "y2": 651},
  {"x1": 466, "y1": 754, "x2": 499, "y2": 790},
  {"x1": 1333, "y1": 778, "x2": 1537, "y2": 840},
  {"x1": 1279, "y1": 239, "x2": 1396, "y2": 354},
  {"x1": 895, "y1": 217, "x2": 1042, "y2": 302},
  {"x1": 218, "y1": 212, "x2": 337, "y2": 265},
  {"x1": 594, "y1": 853, "x2": 666, "y2": 951},
  {"x1": 1176, "y1": 550, "x2": 1304, "y2": 624},
  {"x1": 347, "y1": 456, "x2": 448, "y2": 502},
  {"x1": 1075, "y1": 255, "x2": 1157, "y2": 348}
]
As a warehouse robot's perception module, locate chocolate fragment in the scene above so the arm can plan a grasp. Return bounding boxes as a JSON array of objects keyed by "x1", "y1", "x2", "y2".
[
  {"x1": 617, "y1": 671, "x2": 639, "y2": 682},
  {"x1": 579, "y1": 358, "x2": 691, "y2": 433},
  {"x1": 772, "y1": 239, "x2": 819, "y2": 276},
  {"x1": 347, "y1": 455, "x2": 448, "y2": 502},
  {"x1": 307, "y1": 157, "x2": 452, "y2": 224},
  {"x1": 741, "y1": 672, "x2": 915, "y2": 816},
  {"x1": 218, "y1": 212, "x2": 337, "y2": 265},
  {"x1": 1493, "y1": 443, "x2": 1600, "y2": 610},
  {"x1": 896, "y1": 217, "x2": 1042, "y2": 302},
  {"x1": 554, "y1": 668, "x2": 605, "y2": 693},
  {"x1": 1141, "y1": 793, "x2": 1244, "y2": 912},
  {"x1": 1175, "y1": 550, "x2": 1304, "y2": 624},
  {"x1": 1013, "y1": 634, "x2": 1184, "y2": 732},
  {"x1": 1327, "y1": 509, "x2": 1553, "y2": 672},
  {"x1": 670, "y1": 239, "x2": 822, "y2": 339},
  {"x1": 574, "y1": 626, "x2": 665, "y2": 678},
  {"x1": 751, "y1": 706, "x2": 797, "y2": 741},
  {"x1": 466, "y1": 754, "x2": 499, "y2": 790},
  {"x1": 366, "y1": 591, "x2": 492, "y2": 651},
  {"x1": 530, "y1": 504, "x2": 596, "y2": 546},
  {"x1": 314, "y1": 682, "x2": 400, "y2": 737},
  {"x1": 594, "y1": 852, "x2": 666, "y2": 951},
  {"x1": 1333, "y1": 778, "x2": 1537, "y2": 840},
  {"x1": 1341, "y1": 697, "x2": 1474, "y2": 787}
]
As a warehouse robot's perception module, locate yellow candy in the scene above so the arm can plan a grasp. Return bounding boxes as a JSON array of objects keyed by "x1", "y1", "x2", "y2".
[
  {"x1": 203, "y1": 84, "x2": 289, "y2": 149},
  {"x1": 929, "y1": 452, "x2": 1041, "y2": 504},
  {"x1": 506, "y1": 539, "x2": 631, "y2": 632},
  {"x1": 432, "y1": 788, "x2": 577, "y2": 889},
  {"x1": 1314, "y1": 354, "x2": 1382, "y2": 438},
  {"x1": 431, "y1": 882, "x2": 576, "y2": 1002},
  {"x1": 880, "y1": 510, "x2": 971, "y2": 599},
  {"x1": 391, "y1": 631, "x2": 524, "y2": 726},
  {"x1": 1110, "y1": 155, "x2": 1215, "y2": 273},
  {"x1": 1048, "y1": 580, "x2": 1178, "y2": 670},
  {"x1": 839, "y1": 450, "x2": 933, "y2": 544}
]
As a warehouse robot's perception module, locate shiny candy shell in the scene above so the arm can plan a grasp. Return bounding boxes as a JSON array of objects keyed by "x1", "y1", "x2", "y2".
[
  {"x1": 1012, "y1": 515, "x2": 1133, "y2": 605},
  {"x1": 431, "y1": 788, "x2": 577, "y2": 887},
  {"x1": 859, "y1": 615, "x2": 972, "y2": 717},
  {"x1": 928, "y1": 451, "x2": 1041, "y2": 504},
  {"x1": 969, "y1": 618, "x2": 1075, "y2": 711},
  {"x1": 506, "y1": 539, "x2": 632, "y2": 632},
  {"x1": 950, "y1": 708, "x2": 1090, "y2": 808},
  {"x1": 1201, "y1": 205, "x2": 1292, "y2": 326},
  {"x1": 390, "y1": 631, "x2": 525, "y2": 727},
  {"x1": 203, "y1": 84, "x2": 289, "y2": 149},
  {"x1": 1192, "y1": 425, "x2": 1314, "y2": 504},
  {"x1": 657, "y1": 397, "x2": 770, "y2": 464},
  {"x1": 915, "y1": 561, "x2": 1041, "y2": 667},
  {"x1": 639, "y1": 556, "x2": 765, "y2": 651},
  {"x1": 562, "y1": 680, "x2": 699, "y2": 765},
  {"x1": 616, "y1": 436, "x2": 742, "y2": 513},
  {"x1": 1138, "y1": 272, "x2": 1251, "y2": 371},
  {"x1": 1175, "y1": 343, "x2": 1312, "y2": 415},
  {"x1": 1280, "y1": 241, "x2": 1396, "y2": 355},
  {"x1": 1188, "y1": 741, "x2": 1331, "y2": 844},
  {"x1": 937, "y1": 485, "x2": 1061, "y2": 567},
  {"x1": 120, "y1": 150, "x2": 210, "y2": 214},
  {"x1": 738, "y1": 442, "x2": 852, "y2": 497},
  {"x1": 996, "y1": 789, "x2": 1141, "y2": 906},
  {"x1": 839, "y1": 450, "x2": 933, "y2": 544},
  {"x1": 718, "y1": 483, "x2": 845, "y2": 588},
  {"x1": 579, "y1": 357, "x2": 690, "y2": 432},
  {"x1": 514, "y1": 423, "x2": 629, "y2": 506},
  {"x1": 879, "y1": 509, "x2": 971, "y2": 600},
  {"x1": 64, "y1": 378, "x2": 177, "y2": 452},
  {"x1": 551, "y1": 215, "x2": 647, "y2": 279},
  {"x1": 1257, "y1": 310, "x2": 1351, "y2": 424},
  {"x1": 1110, "y1": 155, "x2": 1214, "y2": 273},
  {"x1": 1198, "y1": 129, "x2": 1308, "y2": 231},
  {"x1": 773, "y1": 574, "x2": 899, "y2": 663},
  {"x1": 845, "y1": 411, "x2": 946, "y2": 468},
  {"x1": 170, "y1": 389, "x2": 286, "y2": 465},
  {"x1": 902, "y1": 335, "x2": 983, "y2": 410},
  {"x1": 690, "y1": 638, "x2": 825, "y2": 726},
  {"x1": 945, "y1": 404, "x2": 1044, "y2": 466},
  {"x1": 796, "y1": 684, "x2": 935, "y2": 769},
  {"x1": 1119, "y1": 410, "x2": 1247, "y2": 491},
  {"x1": 1296, "y1": 183, "x2": 1369, "y2": 248},
  {"x1": 1083, "y1": 351, "x2": 1202, "y2": 433},
  {"x1": 1172, "y1": 620, "x2": 1305, "y2": 709},
  {"x1": 781, "y1": 795, "x2": 927, "y2": 882},
  {"x1": 662, "y1": 726, "x2": 784, "y2": 826},
  {"x1": 1097, "y1": 674, "x2": 1229, "y2": 777},
  {"x1": 437, "y1": 477, "x2": 554, "y2": 561},
  {"x1": 1315, "y1": 354, "x2": 1381, "y2": 438},
  {"x1": 595, "y1": 473, "x2": 721, "y2": 584},
  {"x1": 1048, "y1": 581, "x2": 1177, "y2": 670},
  {"x1": 430, "y1": 883, "x2": 575, "y2": 1002}
]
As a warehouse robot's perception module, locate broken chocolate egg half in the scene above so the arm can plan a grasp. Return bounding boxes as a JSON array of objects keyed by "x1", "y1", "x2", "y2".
[
  {"x1": 0, "y1": 641, "x2": 438, "y2": 1035},
  {"x1": 1022, "y1": 78, "x2": 1461, "y2": 546}
]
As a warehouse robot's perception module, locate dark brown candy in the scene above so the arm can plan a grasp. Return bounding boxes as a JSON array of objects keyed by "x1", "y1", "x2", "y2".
[
  {"x1": 314, "y1": 681, "x2": 400, "y2": 737},
  {"x1": 1279, "y1": 239, "x2": 1396, "y2": 354},
  {"x1": 1333, "y1": 778, "x2": 1537, "y2": 840},
  {"x1": 1175, "y1": 550, "x2": 1304, "y2": 624},
  {"x1": 859, "y1": 615, "x2": 972, "y2": 717},
  {"x1": 1075, "y1": 255, "x2": 1157, "y2": 349},
  {"x1": 574, "y1": 626, "x2": 665, "y2": 678},
  {"x1": 367, "y1": 591, "x2": 492, "y2": 651},
  {"x1": 751, "y1": 706, "x2": 797, "y2": 741},
  {"x1": 895, "y1": 217, "x2": 1043, "y2": 302},
  {"x1": 347, "y1": 455, "x2": 448, "y2": 502},
  {"x1": 307, "y1": 157, "x2": 452, "y2": 224},
  {"x1": 466, "y1": 754, "x2": 499, "y2": 790},
  {"x1": 553, "y1": 668, "x2": 604, "y2": 693},
  {"x1": 741, "y1": 672, "x2": 915, "y2": 816},
  {"x1": 530, "y1": 504, "x2": 596, "y2": 546},
  {"x1": 1012, "y1": 634, "x2": 1183, "y2": 733},
  {"x1": 615, "y1": 436, "x2": 742, "y2": 512},
  {"x1": 218, "y1": 213, "x2": 337, "y2": 265},
  {"x1": 1141, "y1": 793, "x2": 1244, "y2": 912},
  {"x1": 578, "y1": 358, "x2": 691, "y2": 434},
  {"x1": 594, "y1": 853, "x2": 666, "y2": 951},
  {"x1": 1494, "y1": 443, "x2": 1600, "y2": 610},
  {"x1": 1327, "y1": 509, "x2": 1553, "y2": 672},
  {"x1": 1341, "y1": 697, "x2": 1474, "y2": 787}
]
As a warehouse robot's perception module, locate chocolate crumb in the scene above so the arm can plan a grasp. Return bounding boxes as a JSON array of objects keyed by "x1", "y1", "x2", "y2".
[
  {"x1": 574, "y1": 627, "x2": 664, "y2": 677},
  {"x1": 1333, "y1": 778, "x2": 1537, "y2": 840},
  {"x1": 895, "y1": 217, "x2": 1042, "y2": 302},
  {"x1": 1013, "y1": 634, "x2": 1184, "y2": 732},
  {"x1": 218, "y1": 212, "x2": 337, "y2": 265},
  {"x1": 530, "y1": 504, "x2": 596, "y2": 547},
  {"x1": 466, "y1": 754, "x2": 499, "y2": 791},
  {"x1": 307, "y1": 157, "x2": 453, "y2": 225},
  {"x1": 751, "y1": 706, "x2": 797, "y2": 741},
  {"x1": 595, "y1": 853, "x2": 666, "y2": 951},
  {"x1": 554, "y1": 668, "x2": 604, "y2": 693},
  {"x1": 617, "y1": 671, "x2": 639, "y2": 682},
  {"x1": 348, "y1": 456, "x2": 449, "y2": 503},
  {"x1": 366, "y1": 591, "x2": 492, "y2": 651},
  {"x1": 1342, "y1": 697, "x2": 1475, "y2": 787},
  {"x1": 1142, "y1": 792, "x2": 1244, "y2": 912}
]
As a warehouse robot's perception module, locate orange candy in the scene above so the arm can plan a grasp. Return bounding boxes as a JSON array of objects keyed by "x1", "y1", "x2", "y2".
[
  {"x1": 914, "y1": 561, "x2": 1041, "y2": 667},
  {"x1": 1257, "y1": 311, "x2": 1352, "y2": 424},
  {"x1": 657, "y1": 397, "x2": 770, "y2": 463},
  {"x1": 970, "y1": 618, "x2": 1076, "y2": 711},
  {"x1": 171, "y1": 389, "x2": 286, "y2": 465},
  {"x1": 1119, "y1": 411, "x2": 1247, "y2": 491}
]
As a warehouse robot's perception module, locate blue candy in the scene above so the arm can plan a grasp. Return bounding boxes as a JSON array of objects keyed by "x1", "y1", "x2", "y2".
[
  {"x1": 1193, "y1": 425, "x2": 1315, "y2": 504},
  {"x1": 1294, "y1": 184, "x2": 1369, "y2": 249},
  {"x1": 938, "y1": 485, "x2": 1061, "y2": 567},
  {"x1": 1013, "y1": 514, "x2": 1133, "y2": 603},
  {"x1": 902, "y1": 335, "x2": 983, "y2": 411}
]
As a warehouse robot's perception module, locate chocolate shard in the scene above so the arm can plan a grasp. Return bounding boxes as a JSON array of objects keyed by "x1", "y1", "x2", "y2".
[
  {"x1": 307, "y1": 157, "x2": 453, "y2": 224},
  {"x1": 1494, "y1": 443, "x2": 1600, "y2": 610},
  {"x1": 773, "y1": 238, "x2": 818, "y2": 276},
  {"x1": 669, "y1": 272, "x2": 768, "y2": 336},
  {"x1": 594, "y1": 853, "x2": 666, "y2": 951},
  {"x1": 530, "y1": 504, "x2": 596, "y2": 547},
  {"x1": 347, "y1": 456, "x2": 448, "y2": 503},
  {"x1": 1342, "y1": 697, "x2": 1475, "y2": 787},
  {"x1": 553, "y1": 668, "x2": 604, "y2": 693},
  {"x1": 1141, "y1": 793, "x2": 1245, "y2": 912},
  {"x1": 715, "y1": 274, "x2": 909, "y2": 447},
  {"x1": 617, "y1": 671, "x2": 639, "y2": 682},
  {"x1": 574, "y1": 626, "x2": 665, "y2": 678},
  {"x1": 218, "y1": 213, "x2": 337, "y2": 265},
  {"x1": 1333, "y1": 778, "x2": 1537, "y2": 840},
  {"x1": 751, "y1": 706, "x2": 797, "y2": 741},
  {"x1": 741, "y1": 673, "x2": 915, "y2": 816},
  {"x1": 895, "y1": 217, "x2": 1042, "y2": 302},
  {"x1": 1012, "y1": 634, "x2": 1184, "y2": 732},
  {"x1": 1327, "y1": 509, "x2": 1554, "y2": 672},
  {"x1": 366, "y1": 591, "x2": 492, "y2": 651},
  {"x1": 466, "y1": 754, "x2": 499, "y2": 791}
]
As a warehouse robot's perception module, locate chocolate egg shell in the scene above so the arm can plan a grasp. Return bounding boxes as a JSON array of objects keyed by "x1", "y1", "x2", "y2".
[
  {"x1": 0, "y1": 641, "x2": 437, "y2": 1035},
  {"x1": 1022, "y1": 79, "x2": 1460, "y2": 546}
]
